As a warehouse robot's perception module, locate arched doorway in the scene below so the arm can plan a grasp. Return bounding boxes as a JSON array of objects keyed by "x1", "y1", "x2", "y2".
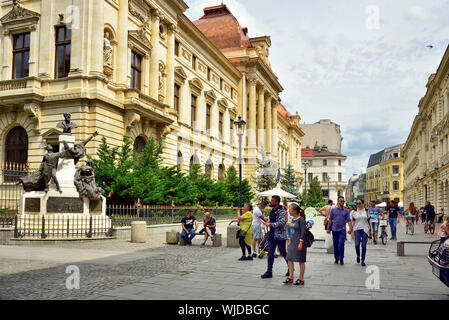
[
  {"x1": 189, "y1": 155, "x2": 199, "y2": 172},
  {"x1": 205, "y1": 159, "x2": 213, "y2": 179},
  {"x1": 218, "y1": 164, "x2": 225, "y2": 180}
]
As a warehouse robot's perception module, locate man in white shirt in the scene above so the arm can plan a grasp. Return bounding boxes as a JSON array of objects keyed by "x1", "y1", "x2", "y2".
[{"x1": 251, "y1": 200, "x2": 268, "y2": 258}]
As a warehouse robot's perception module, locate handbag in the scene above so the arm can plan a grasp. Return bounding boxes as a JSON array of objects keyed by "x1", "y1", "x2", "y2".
[{"x1": 236, "y1": 224, "x2": 251, "y2": 239}]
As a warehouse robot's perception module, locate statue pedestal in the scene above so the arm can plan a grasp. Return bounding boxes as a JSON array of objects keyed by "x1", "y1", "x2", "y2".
[{"x1": 55, "y1": 134, "x2": 77, "y2": 194}]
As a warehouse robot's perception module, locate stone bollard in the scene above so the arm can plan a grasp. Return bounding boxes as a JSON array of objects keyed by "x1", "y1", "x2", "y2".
[
  {"x1": 227, "y1": 224, "x2": 240, "y2": 248},
  {"x1": 179, "y1": 236, "x2": 187, "y2": 246},
  {"x1": 212, "y1": 233, "x2": 222, "y2": 247},
  {"x1": 397, "y1": 242, "x2": 405, "y2": 256},
  {"x1": 131, "y1": 221, "x2": 147, "y2": 243},
  {"x1": 166, "y1": 231, "x2": 180, "y2": 245}
]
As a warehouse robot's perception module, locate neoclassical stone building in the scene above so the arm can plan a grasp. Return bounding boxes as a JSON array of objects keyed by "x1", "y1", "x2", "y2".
[
  {"x1": 0, "y1": 1, "x2": 303, "y2": 187},
  {"x1": 403, "y1": 44, "x2": 449, "y2": 210}
]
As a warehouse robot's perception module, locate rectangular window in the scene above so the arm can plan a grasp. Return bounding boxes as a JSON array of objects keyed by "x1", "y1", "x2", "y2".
[
  {"x1": 192, "y1": 55, "x2": 197, "y2": 70},
  {"x1": 12, "y1": 33, "x2": 30, "y2": 79},
  {"x1": 323, "y1": 160, "x2": 327, "y2": 166},
  {"x1": 322, "y1": 173, "x2": 328, "y2": 182},
  {"x1": 219, "y1": 112, "x2": 223, "y2": 138},
  {"x1": 191, "y1": 94, "x2": 197, "y2": 128},
  {"x1": 174, "y1": 84, "x2": 180, "y2": 113},
  {"x1": 55, "y1": 26, "x2": 71, "y2": 78},
  {"x1": 230, "y1": 119, "x2": 233, "y2": 143},
  {"x1": 175, "y1": 40, "x2": 180, "y2": 56},
  {"x1": 130, "y1": 51, "x2": 142, "y2": 90},
  {"x1": 206, "y1": 104, "x2": 211, "y2": 131},
  {"x1": 338, "y1": 160, "x2": 342, "y2": 166},
  {"x1": 308, "y1": 173, "x2": 313, "y2": 182},
  {"x1": 207, "y1": 67, "x2": 211, "y2": 81},
  {"x1": 220, "y1": 78, "x2": 223, "y2": 90},
  {"x1": 323, "y1": 190, "x2": 329, "y2": 198}
]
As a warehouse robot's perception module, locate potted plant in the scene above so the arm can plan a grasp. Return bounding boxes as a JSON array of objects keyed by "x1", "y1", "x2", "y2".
[{"x1": 166, "y1": 229, "x2": 180, "y2": 244}]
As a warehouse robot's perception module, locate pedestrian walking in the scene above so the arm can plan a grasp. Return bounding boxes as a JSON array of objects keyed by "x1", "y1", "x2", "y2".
[
  {"x1": 347, "y1": 202, "x2": 356, "y2": 241},
  {"x1": 284, "y1": 203, "x2": 307, "y2": 286},
  {"x1": 252, "y1": 200, "x2": 268, "y2": 258},
  {"x1": 327, "y1": 196, "x2": 353, "y2": 265},
  {"x1": 386, "y1": 200, "x2": 400, "y2": 240},
  {"x1": 319, "y1": 200, "x2": 334, "y2": 231},
  {"x1": 351, "y1": 200, "x2": 373, "y2": 267},
  {"x1": 261, "y1": 196, "x2": 289, "y2": 279},
  {"x1": 424, "y1": 201, "x2": 436, "y2": 232},
  {"x1": 368, "y1": 200, "x2": 384, "y2": 244},
  {"x1": 233, "y1": 204, "x2": 253, "y2": 261},
  {"x1": 420, "y1": 207, "x2": 426, "y2": 224}
]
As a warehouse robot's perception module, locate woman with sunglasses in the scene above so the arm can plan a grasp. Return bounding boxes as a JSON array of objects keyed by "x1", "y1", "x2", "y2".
[{"x1": 351, "y1": 199, "x2": 374, "y2": 266}]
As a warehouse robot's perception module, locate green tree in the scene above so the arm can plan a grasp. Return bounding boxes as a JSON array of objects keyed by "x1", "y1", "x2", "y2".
[
  {"x1": 222, "y1": 166, "x2": 253, "y2": 206},
  {"x1": 280, "y1": 162, "x2": 300, "y2": 201},
  {"x1": 253, "y1": 148, "x2": 277, "y2": 193},
  {"x1": 306, "y1": 177, "x2": 325, "y2": 207}
]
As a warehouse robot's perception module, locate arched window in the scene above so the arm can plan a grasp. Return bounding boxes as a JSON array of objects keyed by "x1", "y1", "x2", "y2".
[
  {"x1": 190, "y1": 155, "x2": 199, "y2": 172},
  {"x1": 134, "y1": 136, "x2": 146, "y2": 153},
  {"x1": 5, "y1": 126, "x2": 28, "y2": 164},
  {"x1": 205, "y1": 159, "x2": 213, "y2": 178},
  {"x1": 4, "y1": 126, "x2": 28, "y2": 182},
  {"x1": 218, "y1": 164, "x2": 225, "y2": 180},
  {"x1": 177, "y1": 151, "x2": 183, "y2": 171}
]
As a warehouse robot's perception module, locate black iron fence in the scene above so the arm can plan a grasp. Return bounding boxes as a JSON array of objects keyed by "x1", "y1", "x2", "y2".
[
  {"x1": 109, "y1": 204, "x2": 238, "y2": 227},
  {"x1": 14, "y1": 215, "x2": 113, "y2": 239}
]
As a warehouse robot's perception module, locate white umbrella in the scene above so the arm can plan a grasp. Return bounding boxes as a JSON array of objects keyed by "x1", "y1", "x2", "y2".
[
  {"x1": 376, "y1": 202, "x2": 387, "y2": 208},
  {"x1": 256, "y1": 187, "x2": 297, "y2": 199}
]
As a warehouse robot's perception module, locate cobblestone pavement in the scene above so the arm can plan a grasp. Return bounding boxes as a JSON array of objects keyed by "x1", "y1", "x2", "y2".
[{"x1": 0, "y1": 216, "x2": 448, "y2": 300}]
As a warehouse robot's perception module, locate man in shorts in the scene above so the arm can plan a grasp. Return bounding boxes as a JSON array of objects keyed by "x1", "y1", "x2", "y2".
[
  {"x1": 251, "y1": 200, "x2": 268, "y2": 258},
  {"x1": 368, "y1": 200, "x2": 384, "y2": 244},
  {"x1": 200, "y1": 212, "x2": 217, "y2": 248}
]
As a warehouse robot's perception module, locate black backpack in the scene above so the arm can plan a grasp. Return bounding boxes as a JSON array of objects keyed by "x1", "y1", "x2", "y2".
[{"x1": 305, "y1": 230, "x2": 314, "y2": 248}]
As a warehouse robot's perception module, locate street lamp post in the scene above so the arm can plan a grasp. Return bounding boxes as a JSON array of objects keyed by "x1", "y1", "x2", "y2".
[
  {"x1": 234, "y1": 116, "x2": 246, "y2": 210},
  {"x1": 302, "y1": 160, "x2": 311, "y2": 207}
]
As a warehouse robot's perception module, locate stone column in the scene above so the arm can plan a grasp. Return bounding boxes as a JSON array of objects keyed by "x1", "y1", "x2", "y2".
[
  {"x1": 2, "y1": 31, "x2": 11, "y2": 80},
  {"x1": 224, "y1": 109, "x2": 231, "y2": 144},
  {"x1": 116, "y1": 0, "x2": 129, "y2": 87},
  {"x1": 271, "y1": 99, "x2": 279, "y2": 162},
  {"x1": 165, "y1": 24, "x2": 176, "y2": 107},
  {"x1": 89, "y1": 0, "x2": 104, "y2": 76},
  {"x1": 149, "y1": 9, "x2": 161, "y2": 100},
  {"x1": 257, "y1": 86, "x2": 265, "y2": 149},
  {"x1": 240, "y1": 73, "x2": 247, "y2": 121},
  {"x1": 197, "y1": 92, "x2": 206, "y2": 132},
  {"x1": 248, "y1": 77, "x2": 257, "y2": 160},
  {"x1": 69, "y1": 0, "x2": 86, "y2": 74},
  {"x1": 37, "y1": 0, "x2": 53, "y2": 78},
  {"x1": 28, "y1": 26, "x2": 39, "y2": 77},
  {"x1": 265, "y1": 95, "x2": 272, "y2": 154}
]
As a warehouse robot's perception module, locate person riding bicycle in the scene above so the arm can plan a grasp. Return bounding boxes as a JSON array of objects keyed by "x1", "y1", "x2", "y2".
[
  {"x1": 403, "y1": 202, "x2": 417, "y2": 225},
  {"x1": 424, "y1": 201, "x2": 436, "y2": 232}
]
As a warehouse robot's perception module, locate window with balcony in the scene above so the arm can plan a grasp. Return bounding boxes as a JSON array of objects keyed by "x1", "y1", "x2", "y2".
[
  {"x1": 12, "y1": 33, "x2": 30, "y2": 79},
  {"x1": 130, "y1": 51, "x2": 142, "y2": 90},
  {"x1": 55, "y1": 26, "x2": 71, "y2": 78}
]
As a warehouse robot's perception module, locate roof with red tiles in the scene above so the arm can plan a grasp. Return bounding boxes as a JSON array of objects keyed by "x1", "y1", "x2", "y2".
[
  {"x1": 192, "y1": 4, "x2": 252, "y2": 50},
  {"x1": 301, "y1": 148, "x2": 347, "y2": 158}
]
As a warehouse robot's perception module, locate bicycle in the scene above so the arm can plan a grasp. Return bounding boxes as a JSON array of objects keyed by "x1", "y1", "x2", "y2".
[
  {"x1": 379, "y1": 219, "x2": 388, "y2": 245},
  {"x1": 405, "y1": 215, "x2": 415, "y2": 235}
]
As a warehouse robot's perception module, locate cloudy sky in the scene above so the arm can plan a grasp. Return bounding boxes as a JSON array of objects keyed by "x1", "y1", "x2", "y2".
[{"x1": 185, "y1": 0, "x2": 449, "y2": 180}]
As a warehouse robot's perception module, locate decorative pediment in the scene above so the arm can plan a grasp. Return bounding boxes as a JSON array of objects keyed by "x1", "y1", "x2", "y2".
[
  {"x1": 189, "y1": 78, "x2": 203, "y2": 96},
  {"x1": 42, "y1": 128, "x2": 62, "y2": 145},
  {"x1": 174, "y1": 66, "x2": 187, "y2": 84},
  {"x1": 128, "y1": 29, "x2": 152, "y2": 55},
  {"x1": 205, "y1": 90, "x2": 217, "y2": 104},
  {"x1": 0, "y1": 0, "x2": 40, "y2": 27}
]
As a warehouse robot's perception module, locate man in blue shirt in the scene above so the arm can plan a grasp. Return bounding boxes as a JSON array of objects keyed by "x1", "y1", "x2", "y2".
[
  {"x1": 387, "y1": 201, "x2": 400, "y2": 240},
  {"x1": 327, "y1": 196, "x2": 353, "y2": 265},
  {"x1": 368, "y1": 200, "x2": 384, "y2": 244}
]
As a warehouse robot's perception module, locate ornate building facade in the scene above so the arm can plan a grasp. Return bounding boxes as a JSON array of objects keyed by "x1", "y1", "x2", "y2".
[
  {"x1": 0, "y1": 1, "x2": 303, "y2": 187},
  {"x1": 403, "y1": 44, "x2": 449, "y2": 210}
]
